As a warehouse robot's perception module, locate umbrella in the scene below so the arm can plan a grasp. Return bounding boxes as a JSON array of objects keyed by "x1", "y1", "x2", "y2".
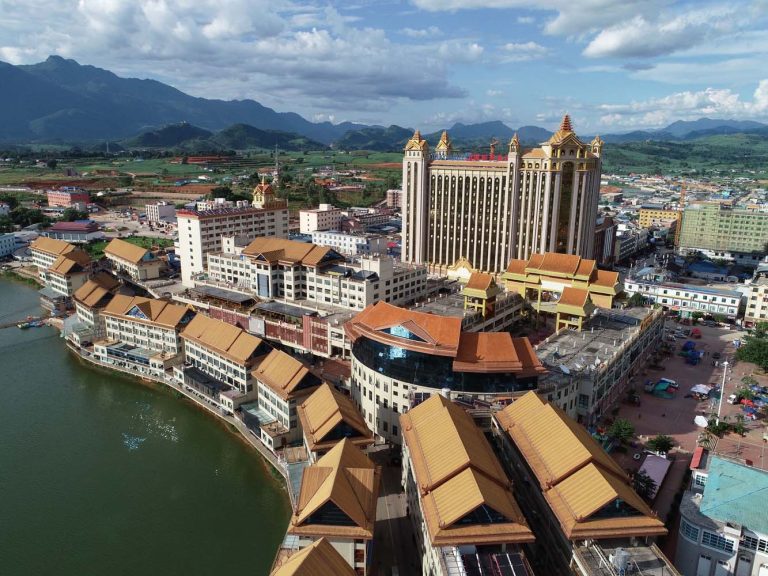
[
  {"x1": 690, "y1": 384, "x2": 713, "y2": 395},
  {"x1": 694, "y1": 415, "x2": 709, "y2": 428}
]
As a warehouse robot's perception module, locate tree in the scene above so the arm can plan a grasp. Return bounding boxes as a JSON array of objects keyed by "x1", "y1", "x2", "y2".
[
  {"x1": 46, "y1": 159, "x2": 58, "y2": 169},
  {"x1": 647, "y1": 434, "x2": 674, "y2": 454},
  {"x1": 61, "y1": 208, "x2": 88, "y2": 222},
  {"x1": 0, "y1": 215, "x2": 13, "y2": 233},
  {"x1": 628, "y1": 293, "x2": 646, "y2": 308},
  {"x1": 633, "y1": 470, "x2": 658, "y2": 501},
  {"x1": 607, "y1": 418, "x2": 635, "y2": 443},
  {"x1": 736, "y1": 322, "x2": 768, "y2": 371},
  {"x1": 0, "y1": 193, "x2": 19, "y2": 210}
]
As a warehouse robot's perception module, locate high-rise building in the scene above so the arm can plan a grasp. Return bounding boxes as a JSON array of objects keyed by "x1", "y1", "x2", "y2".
[
  {"x1": 402, "y1": 116, "x2": 603, "y2": 274},
  {"x1": 678, "y1": 202, "x2": 768, "y2": 264}
]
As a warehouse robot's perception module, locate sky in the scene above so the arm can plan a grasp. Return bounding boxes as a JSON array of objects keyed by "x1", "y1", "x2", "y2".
[{"x1": 2, "y1": 0, "x2": 768, "y2": 133}]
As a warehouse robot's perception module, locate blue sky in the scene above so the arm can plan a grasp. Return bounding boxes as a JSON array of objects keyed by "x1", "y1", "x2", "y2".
[{"x1": 2, "y1": 0, "x2": 768, "y2": 133}]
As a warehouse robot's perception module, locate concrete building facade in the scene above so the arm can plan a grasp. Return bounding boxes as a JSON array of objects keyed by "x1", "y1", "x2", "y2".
[
  {"x1": 402, "y1": 116, "x2": 603, "y2": 274},
  {"x1": 623, "y1": 279, "x2": 742, "y2": 320},
  {"x1": 310, "y1": 230, "x2": 387, "y2": 256},
  {"x1": 679, "y1": 203, "x2": 768, "y2": 262},
  {"x1": 299, "y1": 204, "x2": 342, "y2": 234}
]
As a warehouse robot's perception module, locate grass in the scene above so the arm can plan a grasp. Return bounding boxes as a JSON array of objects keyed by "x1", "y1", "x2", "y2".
[{"x1": 84, "y1": 235, "x2": 174, "y2": 259}]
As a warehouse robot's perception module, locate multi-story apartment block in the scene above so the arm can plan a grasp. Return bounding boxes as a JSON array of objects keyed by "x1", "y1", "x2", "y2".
[
  {"x1": 623, "y1": 279, "x2": 742, "y2": 320},
  {"x1": 46, "y1": 187, "x2": 89, "y2": 208},
  {"x1": 493, "y1": 392, "x2": 673, "y2": 576},
  {"x1": 104, "y1": 238, "x2": 163, "y2": 282},
  {"x1": 679, "y1": 203, "x2": 768, "y2": 264},
  {"x1": 30, "y1": 237, "x2": 75, "y2": 273},
  {"x1": 178, "y1": 313, "x2": 270, "y2": 413},
  {"x1": 177, "y1": 200, "x2": 289, "y2": 286},
  {"x1": 534, "y1": 308, "x2": 664, "y2": 424},
  {"x1": 745, "y1": 265, "x2": 768, "y2": 327},
  {"x1": 297, "y1": 383, "x2": 374, "y2": 462},
  {"x1": 638, "y1": 205, "x2": 679, "y2": 228},
  {"x1": 385, "y1": 188, "x2": 402, "y2": 209},
  {"x1": 206, "y1": 237, "x2": 427, "y2": 311},
  {"x1": 299, "y1": 204, "x2": 342, "y2": 234},
  {"x1": 310, "y1": 230, "x2": 387, "y2": 256},
  {"x1": 145, "y1": 202, "x2": 176, "y2": 223},
  {"x1": 593, "y1": 215, "x2": 617, "y2": 267},
  {"x1": 402, "y1": 116, "x2": 603, "y2": 274},
  {"x1": 95, "y1": 295, "x2": 195, "y2": 376},
  {"x1": 251, "y1": 348, "x2": 321, "y2": 452},
  {"x1": 346, "y1": 301, "x2": 545, "y2": 443},
  {"x1": 284, "y1": 439, "x2": 380, "y2": 576},
  {"x1": 70, "y1": 272, "x2": 121, "y2": 345},
  {"x1": 401, "y1": 394, "x2": 535, "y2": 576},
  {"x1": 677, "y1": 451, "x2": 768, "y2": 576},
  {"x1": 0, "y1": 232, "x2": 15, "y2": 258},
  {"x1": 614, "y1": 227, "x2": 649, "y2": 263},
  {"x1": 38, "y1": 248, "x2": 92, "y2": 311}
]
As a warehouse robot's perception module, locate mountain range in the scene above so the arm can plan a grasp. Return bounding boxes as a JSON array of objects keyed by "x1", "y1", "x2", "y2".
[{"x1": 1, "y1": 56, "x2": 767, "y2": 151}]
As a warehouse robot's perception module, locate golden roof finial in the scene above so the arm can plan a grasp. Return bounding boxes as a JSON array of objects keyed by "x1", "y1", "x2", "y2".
[
  {"x1": 413, "y1": 129, "x2": 422, "y2": 140},
  {"x1": 560, "y1": 114, "x2": 573, "y2": 133},
  {"x1": 439, "y1": 130, "x2": 449, "y2": 144}
]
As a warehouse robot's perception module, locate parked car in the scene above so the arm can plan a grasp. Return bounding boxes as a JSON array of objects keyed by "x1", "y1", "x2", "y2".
[{"x1": 712, "y1": 352, "x2": 721, "y2": 360}]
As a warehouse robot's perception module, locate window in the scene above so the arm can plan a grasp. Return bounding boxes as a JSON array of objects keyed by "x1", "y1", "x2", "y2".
[
  {"x1": 693, "y1": 473, "x2": 707, "y2": 488},
  {"x1": 702, "y1": 531, "x2": 734, "y2": 553},
  {"x1": 681, "y1": 519, "x2": 700, "y2": 542},
  {"x1": 742, "y1": 535, "x2": 758, "y2": 551}
]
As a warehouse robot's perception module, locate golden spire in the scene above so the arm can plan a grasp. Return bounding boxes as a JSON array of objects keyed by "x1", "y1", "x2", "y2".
[
  {"x1": 559, "y1": 114, "x2": 573, "y2": 133},
  {"x1": 435, "y1": 130, "x2": 452, "y2": 156},
  {"x1": 509, "y1": 132, "x2": 520, "y2": 154},
  {"x1": 404, "y1": 128, "x2": 429, "y2": 152}
]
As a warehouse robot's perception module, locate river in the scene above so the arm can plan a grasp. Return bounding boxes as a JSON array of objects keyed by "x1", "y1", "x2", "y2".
[{"x1": 0, "y1": 277, "x2": 290, "y2": 575}]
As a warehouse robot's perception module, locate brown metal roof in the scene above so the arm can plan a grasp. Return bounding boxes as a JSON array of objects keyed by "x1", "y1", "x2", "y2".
[
  {"x1": 344, "y1": 301, "x2": 462, "y2": 357},
  {"x1": 290, "y1": 439, "x2": 381, "y2": 540},
  {"x1": 496, "y1": 392, "x2": 667, "y2": 540},
  {"x1": 453, "y1": 333, "x2": 546, "y2": 376},
  {"x1": 47, "y1": 249, "x2": 91, "y2": 275},
  {"x1": 401, "y1": 395, "x2": 534, "y2": 546},
  {"x1": 102, "y1": 295, "x2": 191, "y2": 329},
  {"x1": 575, "y1": 258, "x2": 596, "y2": 278},
  {"x1": 465, "y1": 272, "x2": 494, "y2": 291},
  {"x1": 534, "y1": 252, "x2": 582, "y2": 276},
  {"x1": 104, "y1": 238, "x2": 150, "y2": 264},
  {"x1": 270, "y1": 538, "x2": 356, "y2": 576},
  {"x1": 241, "y1": 237, "x2": 339, "y2": 267},
  {"x1": 297, "y1": 384, "x2": 373, "y2": 453},
  {"x1": 30, "y1": 236, "x2": 75, "y2": 257},
  {"x1": 182, "y1": 314, "x2": 264, "y2": 365},
  {"x1": 252, "y1": 348, "x2": 316, "y2": 401}
]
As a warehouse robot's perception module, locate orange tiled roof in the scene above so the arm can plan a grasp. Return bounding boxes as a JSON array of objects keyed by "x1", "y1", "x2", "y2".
[
  {"x1": 298, "y1": 384, "x2": 373, "y2": 453},
  {"x1": 182, "y1": 314, "x2": 264, "y2": 365},
  {"x1": 575, "y1": 258, "x2": 596, "y2": 278},
  {"x1": 241, "y1": 237, "x2": 339, "y2": 267},
  {"x1": 252, "y1": 348, "x2": 317, "y2": 401},
  {"x1": 102, "y1": 295, "x2": 192, "y2": 329},
  {"x1": 270, "y1": 538, "x2": 356, "y2": 576},
  {"x1": 453, "y1": 333, "x2": 546, "y2": 376},
  {"x1": 505, "y1": 259, "x2": 528, "y2": 275},
  {"x1": 535, "y1": 252, "x2": 582, "y2": 276},
  {"x1": 30, "y1": 236, "x2": 75, "y2": 257},
  {"x1": 104, "y1": 238, "x2": 150, "y2": 265},
  {"x1": 557, "y1": 286, "x2": 589, "y2": 308},
  {"x1": 593, "y1": 269, "x2": 620, "y2": 288},
  {"x1": 465, "y1": 272, "x2": 494, "y2": 291}
]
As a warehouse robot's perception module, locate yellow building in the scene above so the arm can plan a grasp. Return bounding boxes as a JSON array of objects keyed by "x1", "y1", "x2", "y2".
[
  {"x1": 638, "y1": 207, "x2": 679, "y2": 228},
  {"x1": 502, "y1": 252, "x2": 620, "y2": 330}
]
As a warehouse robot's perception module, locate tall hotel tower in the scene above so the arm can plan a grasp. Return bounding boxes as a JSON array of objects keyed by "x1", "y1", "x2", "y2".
[{"x1": 402, "y1": 115, "x2": 603, "y2": 273}]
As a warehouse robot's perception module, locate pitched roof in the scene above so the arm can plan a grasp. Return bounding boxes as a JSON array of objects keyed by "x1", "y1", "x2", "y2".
[
  {"x1": 557, "y1": 286, "x2": 590, "y2": 308},
  {"x1": 30, "y1": 236, "x2": 75, "y2": 257},
  {"x1": 252, "y1": 348, "x2": 317, "y2": 401},
  {"x1": 270, "y1": 538, "x2": 356, "y2": 576},
  {"x1": 496, "y1": 392, "x2": 666, "y2": 539},
  {"x1": 575, "y1": 258, "x2": 596, "y2": 278},
  {"x1": 345, "y1": 301, "x2": 462, "y2": 357},
  {"x1": 400, "y1": 395, "x2": 534, "y2": 546},
  {"x1": 74, "y1": 273, "x2": 119, "y2": 308},
  {"x1": 593, "y1": 269, "x2": 620, "y2": 288},
  {"x1": 505, "y1": 259, "x2": 528, "y2": 275},
  {"x1": 290, "y1": 439, "x2": 380, "y2": 540},
  {"x1": 298, "y1": 384, "x2": 373, "y2": 453},
  {"x1": 102, "y1": 295, "x2": 192, "y2": 329},
  {"x1": 533, "y1": 252, "x2": 582, "y2": 276},
  {"x1": 242, "y1": 237, "x2": 338, "y2": 267},
  {"x1": 453, "y1": 333, "x2": 546, "y2": 376},
  {"x1": 182, "y1": 314, "x2": 264, "y2": 365},
  {"x1": 104, "y1": 238, "x2": 151, "y2": 264},
  {"x1": 466, "y1": 272, "x2": 494, "y2": 291},
  {"x1": 47, "y1": 249, "x2": 91, "y2": 275}
]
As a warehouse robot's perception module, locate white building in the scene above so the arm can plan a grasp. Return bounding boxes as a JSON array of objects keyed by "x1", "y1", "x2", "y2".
[
  {"x1": 677, "y1": 452, "x2": 768, "y2": 576},
  {"x1": 310, "y1": 230, "x2": 387, "y2": 256},
  {"x1": 95, "y1": 295, "x2": 195, "y2": 376},
  {"x1": 0, "y1": 202, "x2": 10, "y2": 216},
  {"x1": 104, "y1": 238, "x2": 163, "y2": 282},
  {"x1": 385, "y1": 189, "x2": 402, "y2": 209},
  {"x1": 744, "y1": 265, "x2": 768, "y2": 327},
  {"x1": 29, "y1": 237, "x2": 76, "y2": 273},
  {"x1": 145, "y1": 202, "x2": 176, "y2": 223},
  {"x1": 71, "y1": 272, "x2": 121, "y2": 344},
  {"x1": 178, "y1": 314, "x2": 270, "y2": 413},
  {"x1": 176, "y1": 204, "x2": 289, "y2": 286},
  {"x1": 205, "y1": 236, "x2": 427, "y2": 311},
  {"x1": 0, "y1": 232, "x2": 16, "y2": 257},
  {"x1": 623, "y1": 279, "x2": 742, "y2": 320},
  {"x1": 251, "y1": 348, "x2": 321, "y2": 452},
  {"x1": 299, "y1": 204, "x2": 342, "y2": 234}
]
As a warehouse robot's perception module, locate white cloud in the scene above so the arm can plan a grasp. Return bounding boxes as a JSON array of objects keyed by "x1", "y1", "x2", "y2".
[
  {"x1": 401, "y1": 26, "x2": 441, "y2": 38},
  {"x1": 437, "y1": 41, "x2": 485, "y2": 62},
  {"x1": 517, "y1": 16, "x2": 535, "y2": 24},
  {"x1": 501, "y1": 41, "x2": 548, "y2": 62},
  {"x1": 486, "y1": 89, "x2": 504, "y2": 97},
  {"x1": 595, "y1": 81, "x2": 768, "y2": 129}
]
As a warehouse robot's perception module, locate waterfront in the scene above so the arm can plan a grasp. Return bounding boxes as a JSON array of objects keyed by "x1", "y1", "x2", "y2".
[{"x1": 0, "y1": 278, "x2": 290, "y2": 576}]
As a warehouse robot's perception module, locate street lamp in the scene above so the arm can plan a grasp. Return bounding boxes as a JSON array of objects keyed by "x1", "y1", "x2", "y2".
[{"x1": 716, "y1": 360, "x2": 729, "y2": 425}]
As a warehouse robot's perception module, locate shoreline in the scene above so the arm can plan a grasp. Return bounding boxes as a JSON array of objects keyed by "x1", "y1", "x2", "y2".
[{"x1": 64, "y1": 339, "x2": 293, "y2": 495}]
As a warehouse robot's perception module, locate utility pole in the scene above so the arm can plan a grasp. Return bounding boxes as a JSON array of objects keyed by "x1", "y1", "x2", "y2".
[{"x1": 716, "y1": 360, "x2": 729, "y2": 425}]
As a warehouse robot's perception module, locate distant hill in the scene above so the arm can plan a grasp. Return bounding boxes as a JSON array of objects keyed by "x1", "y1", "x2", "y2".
[
  {"x1": 0, "y1": 55, "x2": 367, "y2": 143},
  {"x1": 212, "y1": 124, "x2": 326, "y2": 151},
  {"x1": 335, "y1": 125, "x2": 413, "y2": 151},
  {"x1": 124, "y1": 123, "x2": 213, "y2": 148},
  {"x1": 660, "y1": 118, "x2": 767, "y2": 138}
]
